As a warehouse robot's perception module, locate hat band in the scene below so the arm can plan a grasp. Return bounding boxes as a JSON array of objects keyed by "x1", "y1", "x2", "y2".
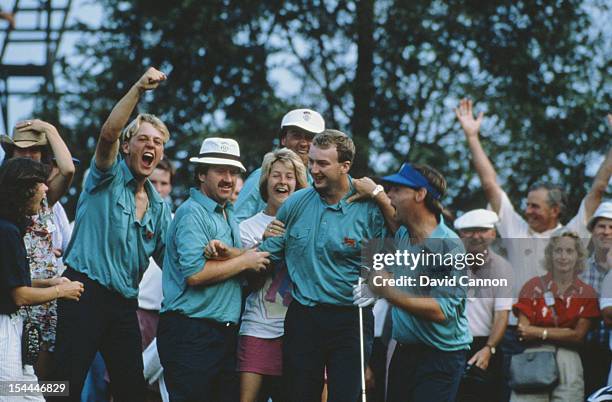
[{"x1": 198, "y1": 152, "x2": 241, "y2": 161}]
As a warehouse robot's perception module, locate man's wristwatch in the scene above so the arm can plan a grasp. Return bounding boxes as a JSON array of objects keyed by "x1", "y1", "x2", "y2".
[
  {"x1": 486, "y1": 344, "x2": 496, "y2": 355},
  {"x1": 372, "y1": 184, "x2": 384, "y2": 198}
]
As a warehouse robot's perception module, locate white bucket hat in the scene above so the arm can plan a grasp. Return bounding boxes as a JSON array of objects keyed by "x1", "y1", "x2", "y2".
[
  {"x1": 189, "y1": 137, "x2": 246, "y2": 172},
  {"x1": 280, "y1": 109, "x2": 325, "y2": 134},
  {"x1": 454, "y1": 209, "x2": 499, "y2": 230},
  {"x1": 587, "y1": 201, "x2": 612, "y2": 231}
]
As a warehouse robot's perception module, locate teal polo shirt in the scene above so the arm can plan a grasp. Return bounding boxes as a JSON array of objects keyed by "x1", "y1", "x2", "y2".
[
  {"x1": 235, "y1": 167, "x2": 313, "y2": 223},
  {"x1": 259, "y1": 180, "x2": 386, "y2": 306},
  {"x1": 161, "y1": 188, "x2": 243, "y2": 323},
  {"x1": 64, "y1": 157, "x2": 172, "y2": 299},
  {"x1": 391, "y1": 219, "x2": 472, "y2": 351}
]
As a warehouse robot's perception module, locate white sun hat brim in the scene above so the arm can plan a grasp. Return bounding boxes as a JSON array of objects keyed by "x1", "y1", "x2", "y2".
[{"x1": 189, "y1": 156, "x2": 246, "y2": 173}]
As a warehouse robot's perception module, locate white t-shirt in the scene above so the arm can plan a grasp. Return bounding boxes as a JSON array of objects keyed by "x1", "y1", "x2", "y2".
[
  {"x1": 138, "y1": 258, "x2": 163, "y2": 311},
  {"x1": 239, "y1": 211, "x2": 293, "y2": 339},
  {"x1": 466, "y1": 252, "x2": 513, "y2": 337},
  {"x1": 52, "y1": 203, "x2": 72, "y2": 274},
  {"x1": 494, "y1": 190, "x2": 590, "y2": 324}
]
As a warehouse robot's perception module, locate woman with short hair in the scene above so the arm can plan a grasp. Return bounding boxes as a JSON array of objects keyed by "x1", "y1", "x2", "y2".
[{"x1": 237, "y1": 148, "x2": 308, "y2": 402}]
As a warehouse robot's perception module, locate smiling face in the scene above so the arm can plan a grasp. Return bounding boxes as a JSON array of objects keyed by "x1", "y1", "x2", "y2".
[
  {"x1": 525, "y1": 188, "x2": 559, "y2": 233},
  {"x1": 199, "y1": 165, "x2": 241, "y2": 205},
  {"x1": 121, "y1": 122, "x2": 165, "y2": 180},
  {"x1": 459, "y1": 228, "x2": 496, "y2": 254},
  {"x1": 266, "y1": 160, "x2": 297, "y2": 211},
  {"x1": 282, "y1": 127, "x2": 314, "y2": 165},
  {"x1": 592, "y1": 217, "x2": 612, "y2": 251},
  {"x1": 551, "y1": 236, "x2": 579, "y2": 275},
  {"x1": 308, "y1": 144, "x2": 349, "y2": 195},
  {"x1": 25, "y1": 182, "x2": 48, "y2": 215}
]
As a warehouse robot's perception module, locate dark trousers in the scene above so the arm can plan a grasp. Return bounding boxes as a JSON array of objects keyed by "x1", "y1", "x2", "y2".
[
  {"x1": 367, "y1": 338, "x2": 388, "y2": 402},
  {"x1": 499, "y1": 326, "x2": 524, "y2": 402},
  {"x1": 157, "y1": 311, "x2": 239, "y2": 402},
  {"x1": 386, "y1": 342, "x2": 466, "y2": 402},
  {"x1": 457, "y1": 336, "x2": 504, "y2": 402},
  {"x1": 580, "y1": 336, "x2": 612, "y2": 397},
  {"x1": 50, "y1": 267, "x2": 145, "y2": 402},
  {"x1": 283, "y1": 301, "x2": 374, "y2": 402}
]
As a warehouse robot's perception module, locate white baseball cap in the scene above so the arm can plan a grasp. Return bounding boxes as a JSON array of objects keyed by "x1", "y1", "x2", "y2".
[
  {"x1": 280, "y1": 109, "x2": 325, "y2": 134},
  {"x1": 587, "y1": 201, "x2": 612, "y2": 231},
  {"x1": 454, "y1": 209, "x2": 499, "y2": 230},
  {"x1": 189, "y1": 137, "x2": 246, "y2": 172}
]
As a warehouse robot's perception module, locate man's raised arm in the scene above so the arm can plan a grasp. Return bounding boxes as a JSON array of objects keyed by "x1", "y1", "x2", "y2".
[
  {"x1": 95, "y1": 67, "x2": 166, "y2": 170},
  {"x1": 583, "y1": 116, "x2": 612, "y2": 217},
  {"x1": 455, "y1": 98, "x2": 503, "y2": 213}
]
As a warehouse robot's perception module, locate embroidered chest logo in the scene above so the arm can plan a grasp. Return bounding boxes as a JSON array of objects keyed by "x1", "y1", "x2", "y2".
[{"x1": 343, "y1": 237, "x2": 357, "y2": 247}]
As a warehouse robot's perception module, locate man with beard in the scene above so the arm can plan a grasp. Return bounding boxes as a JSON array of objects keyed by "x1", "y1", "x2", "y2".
[
  {"x1": 258, "y1": 129, "x2": 386, "y2": 402},
  {"x1": 235, "y1": 108, "x2": 324, "y2": 223},
  {"x1": 51, "y1": 68, "x2": 172, "y2": 402},
  {"x1": 454, "y1": 209, "x2": 512, "y2": 402},
  {"x1": 157, "y1": 137, "x2": 270, "y2": 402}
]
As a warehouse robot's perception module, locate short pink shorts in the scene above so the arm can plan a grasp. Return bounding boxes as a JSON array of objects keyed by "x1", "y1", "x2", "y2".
[{"x1": 237, "y1": 335, "x2": 283, "y2": 376}]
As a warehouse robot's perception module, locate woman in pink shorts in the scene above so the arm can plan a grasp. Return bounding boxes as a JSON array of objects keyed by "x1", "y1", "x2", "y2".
[{"x1": 237, "y1": 148, "x2": 308, "y2": 402}]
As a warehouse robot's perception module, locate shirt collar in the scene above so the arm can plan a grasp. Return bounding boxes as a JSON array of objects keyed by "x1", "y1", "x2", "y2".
[
  {"x1": 120, "y1": 159, "x2": 164, "y2": 207},
  {"x1": 320, "y1": 175, "x2": 354, "y2": 214},
  {"x1": 190, "y1": 187, "x2": 230, "y2": 214},
  {"x1": 541, "y1": 272, "x2": 581, "y2": 296}
]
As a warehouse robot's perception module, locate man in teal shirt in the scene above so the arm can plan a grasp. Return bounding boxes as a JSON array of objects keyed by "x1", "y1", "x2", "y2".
[
  {"x1": 157, "y1": 137, "x2": 270, "y2": 402},
  {"x1": 259, "y1": 130, "x2": 386, "y2": 402},
  {"x1": 234, "y1": 108, "x2": 324, "y2": 223},
  {"x1": 53, "y1": 68, "x2": 172, "y2": 402},
  {"x1": 370, "y1": 163, "x2": 471, "y2": 402}
]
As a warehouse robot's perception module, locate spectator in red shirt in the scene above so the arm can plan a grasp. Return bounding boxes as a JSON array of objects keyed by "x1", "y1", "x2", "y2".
[{"x1": 512, "y1": 231, "x2": 600, "y2": 401}]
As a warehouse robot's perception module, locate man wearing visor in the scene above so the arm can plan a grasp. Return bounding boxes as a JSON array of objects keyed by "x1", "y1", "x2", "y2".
[{"x1": 369, "y1": 163, "x2": 471, "y2": 402}]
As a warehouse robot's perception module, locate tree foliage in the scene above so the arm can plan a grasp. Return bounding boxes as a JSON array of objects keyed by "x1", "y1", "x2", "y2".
[{"x1": 35, "y1": 0, "x2": 610, "y2": 220}]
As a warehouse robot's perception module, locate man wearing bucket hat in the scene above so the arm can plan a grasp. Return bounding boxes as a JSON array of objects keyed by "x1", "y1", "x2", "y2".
[
  {"x1": 579, "y1": 201, "x2": 612, "y2": 394},
  {"x1": 157, "y1": 137, "x2": 270, "y2": 402},
  {"x1": 368, "y1": 163, "x2": 471, "y2": 402},
  {"x1": 234, "y1": 108, "x2": 325, "y2": 223},
  {"x1": 51, "y1": 67, "x2": 172, "y2": 402},
  {"x1": 454, "y1": 209, "x2": 512, "y2": 402}
]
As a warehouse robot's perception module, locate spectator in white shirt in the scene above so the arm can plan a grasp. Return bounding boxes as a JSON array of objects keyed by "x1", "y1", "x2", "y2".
[{"x1": 455, "y1": 209, "x2": 513, "y2": 402}]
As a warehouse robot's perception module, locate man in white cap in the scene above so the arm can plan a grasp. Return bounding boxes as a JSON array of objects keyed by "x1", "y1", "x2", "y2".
[
  {"x1": 51, "y1": 67, "x2": 172, "y2": 402},
  {"x1": 579, "y1": 201, "x2": 612, "y2": 395},
  {"x1": 234, "y1": 108, "x2": 325, "y2": 223},
  {"x1": 454, "y1": 209, "x2": 512, "y2": 402},
  {"x1": 157, "y1": 137, "x2": 270, "y2": 402}
]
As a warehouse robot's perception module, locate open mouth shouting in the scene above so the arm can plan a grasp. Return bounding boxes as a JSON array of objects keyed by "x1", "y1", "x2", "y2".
[{"x1": 142, "y1": 151, "x2": 155, "y2": 168}]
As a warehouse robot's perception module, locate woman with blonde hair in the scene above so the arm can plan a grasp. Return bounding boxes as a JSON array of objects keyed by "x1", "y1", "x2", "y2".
[
  {"x1": 512, "y1": 231, "x2": 600, "y2": 401},
  {"x1": 237, "y1": 148, "x2": 307, "y2": 402}
]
